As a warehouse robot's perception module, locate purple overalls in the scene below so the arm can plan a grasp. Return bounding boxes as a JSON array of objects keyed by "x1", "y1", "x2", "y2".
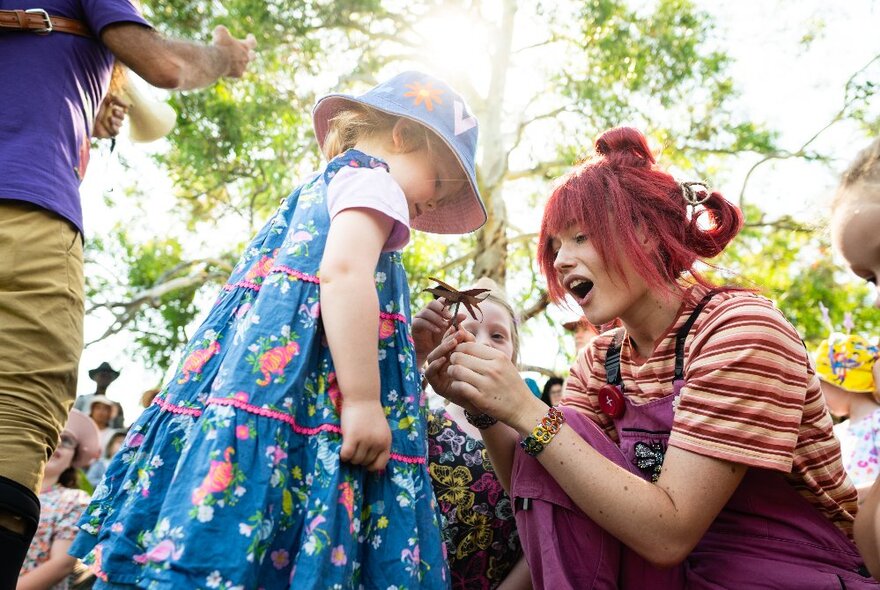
[{"x1": 511, "y1": 293, "x2": 877, "y2": 589}]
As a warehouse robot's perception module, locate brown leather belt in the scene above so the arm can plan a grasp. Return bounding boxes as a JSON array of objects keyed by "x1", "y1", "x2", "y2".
[{"x1": 0, "y1": 8, "x2": 92, "y2": 38}]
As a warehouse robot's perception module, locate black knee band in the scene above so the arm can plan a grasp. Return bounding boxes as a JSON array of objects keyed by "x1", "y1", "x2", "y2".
[
  {"x1": 0, "y1": 475, "x2": 40, "y2": 538},
  {"x1": 0, "y1": 475, "x2": 41, "y2": 586}
]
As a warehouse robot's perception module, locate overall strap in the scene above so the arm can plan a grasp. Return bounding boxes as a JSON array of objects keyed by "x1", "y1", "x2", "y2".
[
  {"x1": 604, "y1": 328, "x2": 625, "y2": 386},
  {"x1": 673, "y1": 289, "x2": 721, "y2": 380},
  {"x1": 0, "y1": 9, "x2": 93, "y2": 38}
]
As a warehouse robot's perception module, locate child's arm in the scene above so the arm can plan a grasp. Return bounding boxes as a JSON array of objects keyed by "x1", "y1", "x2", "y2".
[
  {"x1": 321, "y1": 208, "x2": 394, "y2": 472},
  {"x1": 855, "y1": 475, "x2": 880, "y2": 577},
  {"x1": 496, "y1": 555, "x2": 532, "y2": 590},
  {"x1": 16, "y1": 538, "x2": 77, "y2": 590}
]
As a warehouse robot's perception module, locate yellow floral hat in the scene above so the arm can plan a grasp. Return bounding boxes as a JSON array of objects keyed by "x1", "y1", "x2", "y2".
[{"x1": 814, "y1": 333, "x2": 879, "y2": 393}]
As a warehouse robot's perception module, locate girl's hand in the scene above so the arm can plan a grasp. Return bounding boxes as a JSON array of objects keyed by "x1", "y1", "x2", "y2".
[
  {"x1": 445, "y1": 341, "x2": 545, "y2": 432},
  {"x1": 340, "y1": 400, "x2": 392, "y2": 472},
  {"x1": 411, "y1": 299, "x2": 463, "y2": 367},
  {"x1": 425, "y1": 327, "x2": 482, "y2": 414}
]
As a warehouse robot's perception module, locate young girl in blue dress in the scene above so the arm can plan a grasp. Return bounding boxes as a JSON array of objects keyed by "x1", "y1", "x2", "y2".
[{"x1": 70, "y1": 71, "x2": 486, "y2": 590}]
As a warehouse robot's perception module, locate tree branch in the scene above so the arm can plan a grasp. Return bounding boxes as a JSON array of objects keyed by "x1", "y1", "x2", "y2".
[{"x1": 738, "y1": 52, "x2": 880, "y2": 207}]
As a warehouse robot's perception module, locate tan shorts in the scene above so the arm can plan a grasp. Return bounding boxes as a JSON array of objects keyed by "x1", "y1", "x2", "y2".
[{"x1": 0, "y1": 200, "x2": 84, "y2": 494}]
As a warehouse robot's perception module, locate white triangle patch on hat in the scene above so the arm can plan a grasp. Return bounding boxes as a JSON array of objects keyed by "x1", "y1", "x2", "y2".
[{"x1": 454, "y1": 100, "x2": 477, "y2": 136}]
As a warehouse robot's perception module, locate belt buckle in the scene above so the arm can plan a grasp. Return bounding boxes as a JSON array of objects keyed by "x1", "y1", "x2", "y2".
[{"x1": 25, "y1": 8, "x2": 53, "y2": 34}]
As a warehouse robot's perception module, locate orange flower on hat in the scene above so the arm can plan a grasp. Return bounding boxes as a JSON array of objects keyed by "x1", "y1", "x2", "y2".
[{"x1": 403, "y1": 81, "x2": 444, "y2": 111}]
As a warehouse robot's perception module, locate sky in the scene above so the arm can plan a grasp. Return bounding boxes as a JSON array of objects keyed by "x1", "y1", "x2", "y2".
[{"x1": 75, "y1": 0, "x2": 880, "y2": 423}]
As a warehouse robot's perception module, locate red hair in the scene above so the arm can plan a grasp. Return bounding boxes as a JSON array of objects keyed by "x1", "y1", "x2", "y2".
[{"x1": 538, "y1": 127, "x2": 743, "y2": 302}]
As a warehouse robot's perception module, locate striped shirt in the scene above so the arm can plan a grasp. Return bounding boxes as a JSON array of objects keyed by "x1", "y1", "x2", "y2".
[{"x1": 563, "y1": 284, "x2": 858, "y2": 536}]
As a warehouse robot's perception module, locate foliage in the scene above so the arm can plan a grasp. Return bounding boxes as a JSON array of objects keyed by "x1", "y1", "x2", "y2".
[
  {"x1": 85, "y1": 0, "x2": 879, "y2": 372},
  {"x1": 710, "y1": 205, "x2": 878, "y2": 347}
]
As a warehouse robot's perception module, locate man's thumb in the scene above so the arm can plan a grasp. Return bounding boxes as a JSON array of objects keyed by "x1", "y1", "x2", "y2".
[{"x1": 213, "y1": 24, "x2": 230, "y2": 43}]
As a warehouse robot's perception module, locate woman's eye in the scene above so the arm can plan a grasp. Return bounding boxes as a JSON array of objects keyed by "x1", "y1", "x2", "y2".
[{"x1": 574, "y1": 234, "x2": 588, "y2": 244}]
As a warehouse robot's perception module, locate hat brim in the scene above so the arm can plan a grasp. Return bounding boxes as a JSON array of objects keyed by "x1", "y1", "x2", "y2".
[
  {"x1": 65, "y1": 409, "x2": 101, "y2": 469},
  {"x1": 88, "y1": 369, "x2": 120, "y2": 381},
  {"x1": 313, "y1": 95, "x2": 486, "y2": 235}
]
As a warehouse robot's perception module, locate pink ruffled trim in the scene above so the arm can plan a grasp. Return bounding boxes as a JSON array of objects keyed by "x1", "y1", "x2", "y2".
[
  {"x1": 223, "y1": 280, "x2": 261, "y2": 292},
  {"x1": 222, "y1": 267, "x2": 320, "y2": 293},
  {"x1": 209, "y1": 396, "x2": 341, "y2": 434},
  {"x1": 153, "y1": 396, "x2": 203, "y2": 417},
  {"x1": 206, "y1": 396, "x2": 426, "y2": 464},
  {"x1": 273, "y1": 265, "x2": 320, "y2": 284},
  {"x1": 379, "y1": 311, "x2": 408, "y2": 324}
]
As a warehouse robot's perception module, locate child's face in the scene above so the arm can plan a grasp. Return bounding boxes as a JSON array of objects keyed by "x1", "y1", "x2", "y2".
[
  {"x1": 459, "y1": 299, "x2": 516, "y2": 362},
  {"x1": 833, "y1": 192, "x2": 880, "y2": 308},
  {"x1": 551, "y1": 224, "x2": 649, "y2": 327},
  {"x1": 384, "y1": 147, "x2": 458, "y2": 223}
]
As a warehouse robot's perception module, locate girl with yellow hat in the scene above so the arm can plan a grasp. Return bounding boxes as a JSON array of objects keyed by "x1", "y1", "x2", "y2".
[{"x1": 815, "y1": 333, "x2": 880, "y2": 495}]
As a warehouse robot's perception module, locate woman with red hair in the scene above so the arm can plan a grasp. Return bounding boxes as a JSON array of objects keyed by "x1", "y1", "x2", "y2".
[{"x1": 427, "y1": 127, "x2": 877, "y2": 588}]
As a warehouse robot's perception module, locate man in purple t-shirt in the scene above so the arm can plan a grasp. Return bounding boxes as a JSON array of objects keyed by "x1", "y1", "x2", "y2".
[{"x1": 0, "y1": 1, "x2": 256, "y2": 583}]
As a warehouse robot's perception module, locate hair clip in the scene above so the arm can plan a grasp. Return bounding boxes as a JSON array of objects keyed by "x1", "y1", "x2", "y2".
[{"x1": 680, "y1": 181, "x2": 712, "y2": 207}]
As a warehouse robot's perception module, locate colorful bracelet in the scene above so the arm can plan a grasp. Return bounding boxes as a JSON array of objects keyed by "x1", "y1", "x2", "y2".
[
  {"x1": 520, "y1": 406, "x2": 566, "y2": 456},
  {"x1": 463, "y1": 408, "x2": 498, "y2": 430}
]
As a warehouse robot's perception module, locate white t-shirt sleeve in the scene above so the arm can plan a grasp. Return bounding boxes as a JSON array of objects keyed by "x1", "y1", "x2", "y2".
[{"x1": 325, "y1": 165, "x2": 411, "y2": 251}]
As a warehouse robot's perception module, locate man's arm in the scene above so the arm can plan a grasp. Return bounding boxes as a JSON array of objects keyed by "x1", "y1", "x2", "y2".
[{"x1": 101, "y1": 24, "x2": 255, "y2": 90}]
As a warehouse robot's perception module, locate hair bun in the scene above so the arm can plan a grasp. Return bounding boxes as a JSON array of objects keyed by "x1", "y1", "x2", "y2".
[{"x1": 595, "y1": 127, "x2": 656, "y2": 167}]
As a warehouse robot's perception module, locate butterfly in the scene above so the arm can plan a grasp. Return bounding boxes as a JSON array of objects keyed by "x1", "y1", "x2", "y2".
[{"x1": 423, "y1": 277, "x2": 491, "y2": 329}]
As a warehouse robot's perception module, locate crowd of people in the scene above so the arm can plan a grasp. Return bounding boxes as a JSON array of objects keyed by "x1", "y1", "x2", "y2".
[{"x1": 2, "y1": 1, "x2": 880, "y2": 589}]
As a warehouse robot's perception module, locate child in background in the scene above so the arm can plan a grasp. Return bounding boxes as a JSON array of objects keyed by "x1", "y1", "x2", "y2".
[
  {"x1": 414, "y1": 279, "x2": 531, "y2": 590},
  {"x1": 71, "y1": 71, "x2": 486, "y2": 589},
  {"x1": 85, "y1": 430, "x2": 127, "y2": 489},
  {"x1": 19, "y1": 410, "x2": 100, "y2": 590},
  {"x1": 540, "y1": 377, "x2": 564, "y2": 407},
  {"x1": 832, "y1": 137, "x2": 880, "y2": 576},
  {"x1": 815, "y1": 333, "x2": 880, "y2": 495}
]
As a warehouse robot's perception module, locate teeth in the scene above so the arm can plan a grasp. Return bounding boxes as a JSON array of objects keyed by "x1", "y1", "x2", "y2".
[{"x1": 570, "y1": 279, "x2": 587, "y2": 289}]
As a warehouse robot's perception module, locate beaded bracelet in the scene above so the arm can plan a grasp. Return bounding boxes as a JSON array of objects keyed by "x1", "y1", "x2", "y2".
[
  {"x1": 520, "y1": 406, "x2": 566, "y2": 456},
  {"x1": 463, "y1": 408, "x2": 498, "y2": 430}
]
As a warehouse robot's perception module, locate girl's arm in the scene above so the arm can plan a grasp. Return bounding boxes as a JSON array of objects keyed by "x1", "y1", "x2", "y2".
[
  {"x1": 854, "y1": 475, "x2": 880, "y2": 577},
  {"x1": 496, "y1": 554, "x2": 532, "y2": 590},
  {"x1": 321, "y1": 208, "x2": 394, "y2": 472},
  {"x1": 441, "y1": 337, "x2": 747, "y2": 568},
  {"x1": 17, "y1": 538, "x2": 77, "y2": 590}
]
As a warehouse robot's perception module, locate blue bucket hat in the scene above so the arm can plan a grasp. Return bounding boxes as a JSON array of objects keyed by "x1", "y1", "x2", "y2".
[{"x1": 312, "y1": 71, "x2": 487, "y2": 234}]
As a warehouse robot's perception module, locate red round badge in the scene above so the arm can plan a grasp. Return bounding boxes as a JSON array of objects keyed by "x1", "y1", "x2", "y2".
[{"x1": 598, "y1": 384, "x2": 625, "y2": 419}]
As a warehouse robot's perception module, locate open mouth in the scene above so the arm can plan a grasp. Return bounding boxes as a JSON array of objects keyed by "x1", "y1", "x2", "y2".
[{"x1": 568, "y1": 278, "x2": 594, "y2": 299}]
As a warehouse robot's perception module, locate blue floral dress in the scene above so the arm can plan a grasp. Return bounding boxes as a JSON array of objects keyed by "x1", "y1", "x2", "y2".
[{"x1": 70, "y1": 150, "x2": 449, "y2": 590}]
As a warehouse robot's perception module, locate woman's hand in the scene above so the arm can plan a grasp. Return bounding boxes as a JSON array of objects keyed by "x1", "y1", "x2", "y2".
[
  {"x1": 340, "y1": 400, "x2": 392, "y2": 472},
  {"x1": 427, "y1": 330, "x2": 544, "y2": 430},
  {"x1": 445, "y1": 340, "x2": 545, "y2": 432}
]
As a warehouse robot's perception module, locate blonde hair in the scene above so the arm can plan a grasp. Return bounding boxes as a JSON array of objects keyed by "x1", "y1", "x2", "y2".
[
  {"x1": 470, "y1": 277, "x2": 520, "y2": 365},
  {"x1": 834, "y1": 137, "x2": 880, "y2": 210},
  {"x1": 321, "y1": 104, "x2": 461, "y2": 178}
]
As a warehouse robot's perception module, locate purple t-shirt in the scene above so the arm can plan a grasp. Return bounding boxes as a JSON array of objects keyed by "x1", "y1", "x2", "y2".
[{"x1": 0, "y1": 0, "x2": 149, "y2": 235}]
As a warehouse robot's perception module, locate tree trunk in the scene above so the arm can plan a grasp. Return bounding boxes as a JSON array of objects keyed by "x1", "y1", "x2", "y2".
[{"x1": 472, "y1": 0, "x2": 517, "y2": 289}]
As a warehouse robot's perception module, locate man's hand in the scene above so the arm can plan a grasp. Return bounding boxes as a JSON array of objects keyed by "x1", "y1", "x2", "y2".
[
  {"x1": 212, "y1": 25, "x2": 256, "y2": 78},
  {"x1": 92, "y1": 95, "x2": 128, "y2": 139}
]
